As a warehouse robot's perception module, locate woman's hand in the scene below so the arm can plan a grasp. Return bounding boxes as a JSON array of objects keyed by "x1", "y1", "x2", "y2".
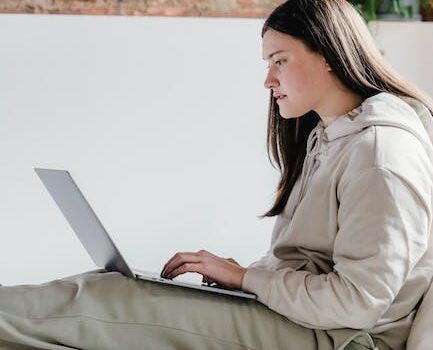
[{"x1": 160, "y1": 250, "x2": 246, "y2": 290}]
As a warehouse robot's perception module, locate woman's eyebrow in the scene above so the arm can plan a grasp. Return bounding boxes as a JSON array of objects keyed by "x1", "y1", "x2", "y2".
[{"x1": 263, "y1": 50, "x2": 286, "y2": 61}]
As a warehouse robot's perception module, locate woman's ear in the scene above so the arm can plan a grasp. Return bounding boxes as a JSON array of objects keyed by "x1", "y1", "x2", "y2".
[
  {"x1": 321, "y1": 56, "x2": 332, "y2": 72},
  {"x1": 324, "y1": 59, "x2": 332, "y2": 72}
]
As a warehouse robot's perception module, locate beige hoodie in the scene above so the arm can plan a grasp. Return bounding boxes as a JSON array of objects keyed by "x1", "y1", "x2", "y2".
[{"x1": 242, "y1": 92, "x2": 433, "y2": 350}]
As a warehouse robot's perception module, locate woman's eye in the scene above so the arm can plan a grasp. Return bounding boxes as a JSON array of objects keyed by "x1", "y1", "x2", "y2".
[{"x1": 266, "y1": 59, "x2": 284, "y2": 69}]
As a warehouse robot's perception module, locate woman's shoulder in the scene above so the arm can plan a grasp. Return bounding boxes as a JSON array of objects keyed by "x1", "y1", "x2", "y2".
[
  {"x1": 340, "y1": 123, "x2": 433, "y2": 178},
  {"x1": 335, "y1": 124, "x2": 433, "y2": 209},
  {"x1": 335, "y1": 92, "x2": 433, "y2": 173}
]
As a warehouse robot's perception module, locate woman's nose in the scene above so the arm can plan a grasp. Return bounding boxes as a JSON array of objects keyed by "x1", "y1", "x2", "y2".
[{"x1": 264, "y1": 71, "x2": 278, "y2": 89}]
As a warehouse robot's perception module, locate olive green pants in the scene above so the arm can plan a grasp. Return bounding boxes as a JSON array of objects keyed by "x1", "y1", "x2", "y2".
[{"x1": 0, "y1": 270, "x2": 389, "y2": 350}]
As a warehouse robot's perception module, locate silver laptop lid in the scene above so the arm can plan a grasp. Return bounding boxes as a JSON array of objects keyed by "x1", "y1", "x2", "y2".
[{"x1": 35, "y1": 168, "x2": 135, "y2": 279}]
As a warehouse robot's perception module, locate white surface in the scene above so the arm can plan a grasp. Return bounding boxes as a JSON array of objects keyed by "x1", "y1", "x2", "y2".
[
  {"x1": 0, "y1": 14, "x2": 276, "y2": 285},
  {"x1": 0, "y1": 15, "x2": 432, "y2": 286},
  {"x1": 370, "y1": 21, "x2": 433, "y2": 98}
]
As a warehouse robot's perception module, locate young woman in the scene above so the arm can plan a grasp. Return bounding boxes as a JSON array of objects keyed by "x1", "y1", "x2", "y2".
[{"x1": 1, "y1": 1, "x2": 433, "y2": 349}]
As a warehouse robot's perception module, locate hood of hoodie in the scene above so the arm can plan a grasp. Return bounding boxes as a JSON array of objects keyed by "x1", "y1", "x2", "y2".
[
  {"x1": 323, "y1": 92, "x2": 432, "y2": 146},
  {"x1": 293, "y1": 92, "x2": 433, "y2": 213},
  {"x1": 306, "y1": 91, "x2": 433, "y2": 161}
]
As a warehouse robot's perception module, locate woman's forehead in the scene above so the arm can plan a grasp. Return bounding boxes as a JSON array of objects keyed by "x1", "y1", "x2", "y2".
[{"x1": 262, "y1": 30, "x2": 303, "y2": 60}]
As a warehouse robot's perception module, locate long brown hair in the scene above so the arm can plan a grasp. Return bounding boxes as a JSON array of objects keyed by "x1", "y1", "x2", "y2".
[{"x1": 260, "y1": 0, "x2": 433, "y2": 218}]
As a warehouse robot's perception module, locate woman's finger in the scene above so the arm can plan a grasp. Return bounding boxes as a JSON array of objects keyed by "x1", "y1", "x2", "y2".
[
  {"x1": 161, "y1": 252, "x2": 191, "y2": 277},
  {"x1": 161, "y1": 252, "x2": 203, "y2": 278},
  {"x1": 202, "y1": 275, "x2": 216, "y2": 285},
  {"x1": 161, "y1": 252, "x2": 185, "y2": 276},
  {"x1": 161, "y1": 250, "x2": 213, "y2": 277},
  {"x1": 166, "y1": 262, "x2": 202, "y2": 279},
  {"x1": 160, "y1": 250, "x2": 245, "y2": 290}
]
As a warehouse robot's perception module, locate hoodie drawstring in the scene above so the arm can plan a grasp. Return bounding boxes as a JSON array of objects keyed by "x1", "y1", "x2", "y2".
[{"x1": 290, "y1": 124, "x2": 325, "y2": 220}]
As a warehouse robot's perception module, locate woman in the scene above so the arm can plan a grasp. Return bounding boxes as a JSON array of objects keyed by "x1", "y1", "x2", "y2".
[{"x1": 1, "y1": 0, "x2": 433, "y2": 349}]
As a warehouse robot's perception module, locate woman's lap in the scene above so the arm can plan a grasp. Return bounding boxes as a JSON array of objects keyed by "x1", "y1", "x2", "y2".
[{"x1": 0, "y1": 271, "x2": 386, "y2": 350}]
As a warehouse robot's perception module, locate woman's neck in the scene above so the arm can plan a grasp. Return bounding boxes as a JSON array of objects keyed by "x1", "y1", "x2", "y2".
[{"x1": 314, "y1": 85, "x2": 364, "y2": 127}]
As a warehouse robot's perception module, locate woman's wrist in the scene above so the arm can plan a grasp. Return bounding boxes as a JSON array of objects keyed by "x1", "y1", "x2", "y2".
[{"x1": 235, "y1": 266, "x2": 247, "y2": 290}]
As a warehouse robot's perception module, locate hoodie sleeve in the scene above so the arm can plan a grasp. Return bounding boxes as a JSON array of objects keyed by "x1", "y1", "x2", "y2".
[
  {"x1": 242, "y1": 166, "x2": 431, "y2": 329},
  {"x1": 246, "y1": 249, "x2": 273, "y2": 269}
]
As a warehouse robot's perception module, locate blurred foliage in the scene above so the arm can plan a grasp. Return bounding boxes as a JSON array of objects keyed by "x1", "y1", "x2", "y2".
[{"x1": 349, "y1": 0, "x2": 424, "y2": 21}]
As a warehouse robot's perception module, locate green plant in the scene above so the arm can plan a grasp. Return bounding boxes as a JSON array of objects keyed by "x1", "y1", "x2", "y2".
[
  {"x1": 350, "y1": 0, "x2": 377, "y2": 21},
  {"x1": 420, "y1": 0, "x2": 433, "y2": 8},
  {"x1": 349, "y1": 0, "x2": 418, "y2": 21},
  {"x1": 420, "y1": 0, "x2": 433, "y2": 20}
]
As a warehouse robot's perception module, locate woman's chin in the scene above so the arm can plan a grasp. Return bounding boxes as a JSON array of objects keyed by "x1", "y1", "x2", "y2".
[
  {"x1": 278, "y1": 106, "x2": 309, "y2": 119},
  {"x1": 279, "y1": 111, "x2": 301, "y2": 120}
]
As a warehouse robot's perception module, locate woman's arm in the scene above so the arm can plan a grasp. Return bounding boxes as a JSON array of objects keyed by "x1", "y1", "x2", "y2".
[{"x1": 242, "y1": 166, "x2": 431, "y2": 329}]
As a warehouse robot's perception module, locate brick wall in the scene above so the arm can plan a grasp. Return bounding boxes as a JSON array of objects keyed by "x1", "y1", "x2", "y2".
[{"x1": 0, "y1": 0, "x2": 284, "y2": 17}]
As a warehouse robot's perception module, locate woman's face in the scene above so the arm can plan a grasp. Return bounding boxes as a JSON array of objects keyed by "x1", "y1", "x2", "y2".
[{"x1": 262, "y1": 29, "x2": 332, "y2": 119}]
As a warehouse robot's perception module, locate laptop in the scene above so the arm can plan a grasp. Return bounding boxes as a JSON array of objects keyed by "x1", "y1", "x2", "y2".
[{"x1": 34, "y1": 168, "x2": 256, "y2": 300}]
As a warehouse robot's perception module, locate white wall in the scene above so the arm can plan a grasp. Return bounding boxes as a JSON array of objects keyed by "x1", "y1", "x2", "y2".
[
  {"x1": 370, "y1": 21, "x2": 433, "y2": 98},
  {"x1": 0, "y1": 14, "x2": 277, "y2": 286},
  {"x1": 0, "y1": 15, "x2": 432, "y2": 286}
]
